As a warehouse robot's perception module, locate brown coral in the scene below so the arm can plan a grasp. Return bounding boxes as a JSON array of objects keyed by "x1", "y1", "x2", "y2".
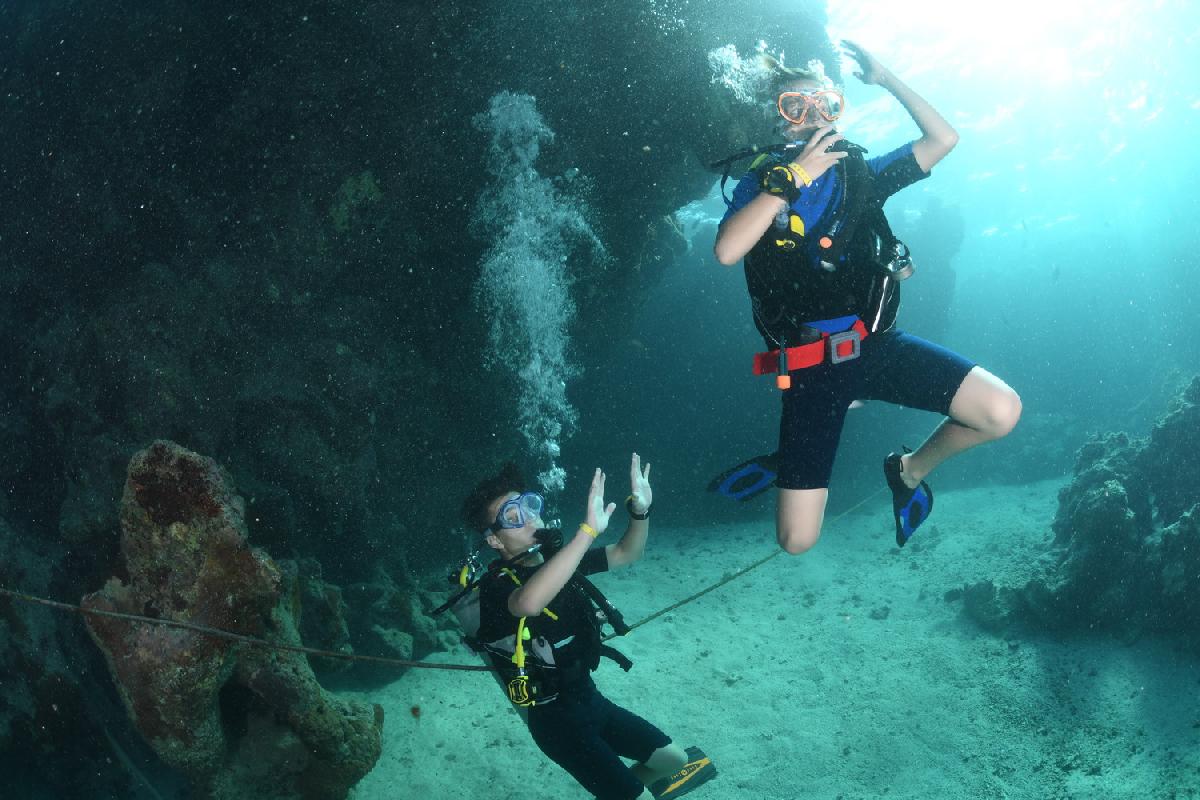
[{"x1": 82, "y1": 440, "x2": 382, "y2": 799}]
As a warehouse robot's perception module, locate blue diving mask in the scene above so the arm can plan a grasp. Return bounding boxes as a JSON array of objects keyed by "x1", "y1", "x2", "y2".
[{"x1": 489, "y1": 492, "x2": 545, "y2": 533}]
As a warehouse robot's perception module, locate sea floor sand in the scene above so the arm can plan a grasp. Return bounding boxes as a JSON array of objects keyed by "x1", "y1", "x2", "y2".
[{"x1": 347, "y1": 478, "x2": 1200, "y2": 799}]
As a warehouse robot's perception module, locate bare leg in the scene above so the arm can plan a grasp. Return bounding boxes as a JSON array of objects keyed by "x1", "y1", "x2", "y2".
[
  {"x1": 631, "y1": 743, "x2": 689, "y2": 790},
  {"x1": 775, "y1": 487, "x2": 829, "y2": 554},
  {"x1": 900, "y1": 366, "x2": 1022, "y2": 487},
  {"x1": 773, "y1": 369, "x2": 1018, "y2": 549}
]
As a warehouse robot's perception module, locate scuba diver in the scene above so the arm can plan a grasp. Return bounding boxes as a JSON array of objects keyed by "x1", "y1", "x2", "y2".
[
  {"x1": 455, "y1": 454, "x2": 716, "y2": 800},
  {"x1": 712, "y1": 40, "x2": 1021, "y2": 553}
]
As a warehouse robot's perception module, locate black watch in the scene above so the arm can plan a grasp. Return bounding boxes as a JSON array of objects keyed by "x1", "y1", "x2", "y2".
[
  {"x1": 625, "y1": 495, "x2": 650, "y2": 520},
  {"x1": 760, "y1": 164, "x2": 800, "y2": 204}
]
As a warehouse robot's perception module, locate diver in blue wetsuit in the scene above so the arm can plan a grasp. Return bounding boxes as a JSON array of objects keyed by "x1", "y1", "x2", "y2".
[{"x1": 713, "y1": 40, "x2": 1022, "y2": 552}]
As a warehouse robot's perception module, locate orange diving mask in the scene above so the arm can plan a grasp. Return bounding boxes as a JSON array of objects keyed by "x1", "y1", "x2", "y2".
[{"x1": 777, "y1": 89, "x2": 844, "y2": 126}]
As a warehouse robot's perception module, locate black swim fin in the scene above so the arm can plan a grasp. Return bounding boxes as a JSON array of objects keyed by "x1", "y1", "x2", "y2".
[
  {"x1": 707, "y1": 453, "x2": 779, "y2": 502},
  {"x1": 649, "y1": 745, "x2": 718, "y2": 799}
]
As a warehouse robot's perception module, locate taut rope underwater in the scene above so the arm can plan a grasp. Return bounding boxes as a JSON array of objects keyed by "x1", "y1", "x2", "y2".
[
  {"x1": 1, "y1": 487, "x2": 886, "y2": 670},
  {"x1": 0, "y1": 586, "x2": 491, "y2": 672}
]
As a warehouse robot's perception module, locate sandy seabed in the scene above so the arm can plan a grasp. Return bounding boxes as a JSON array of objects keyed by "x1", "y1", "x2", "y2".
[{"x1": 346, "y1": 479, "x2": 1200, "y2": 799}]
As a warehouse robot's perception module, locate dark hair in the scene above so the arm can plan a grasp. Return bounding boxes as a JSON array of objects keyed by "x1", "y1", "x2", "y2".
[{"x1": 461, "y1": 461, "x2": 526, "y2": 533}]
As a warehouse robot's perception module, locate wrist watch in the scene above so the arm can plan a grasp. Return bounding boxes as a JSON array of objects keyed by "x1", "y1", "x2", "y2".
[{"x1": 625, "y1": 495, "x2": 650, "y2": 520}]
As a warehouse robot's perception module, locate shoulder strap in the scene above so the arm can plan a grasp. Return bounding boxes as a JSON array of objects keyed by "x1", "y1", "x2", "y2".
[
  {"x1": 570, "y1": 573, "x2": 629, "y2": 636},
  {"x1": 822, "y1": 148, "x2": 872, "y2": 245},
  {"x1": 819, "y1": 148, "x2": 900, "y2": 270}
]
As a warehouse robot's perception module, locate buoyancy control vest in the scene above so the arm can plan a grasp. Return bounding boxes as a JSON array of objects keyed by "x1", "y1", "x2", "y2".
[
  {"x1": 477, "y1": 566, "x2": 632, "y2": 707},
  {"x1": 437, "y1": 540, "x2": 632, "y2": 708},
  {"x1": 742, "y1": 143, "x2": 912, "y2": 348}
]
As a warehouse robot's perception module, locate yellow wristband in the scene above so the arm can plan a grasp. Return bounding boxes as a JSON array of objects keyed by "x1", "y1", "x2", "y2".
[
  {"x1": 579, "y1": 523, "x2": 598, "y2": 539},
  {"x1": 793, "y1": 166, "x2": 813, "y2": 187}
]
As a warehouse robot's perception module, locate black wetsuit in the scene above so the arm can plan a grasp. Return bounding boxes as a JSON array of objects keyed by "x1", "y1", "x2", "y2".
[{"x1": 476, "y1": 548, "x2": 669, "y2": 800}]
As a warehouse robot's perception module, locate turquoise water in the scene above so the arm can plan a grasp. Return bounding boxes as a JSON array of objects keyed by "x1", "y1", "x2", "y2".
[
  {"x1": 825, "y1": 0, "x2": 1200, "y2": 425},
  {"x1": 572, "y1": 0, "x2": 1200, "y2": 507},
  {"x1": 1, "y1": 1, "x2": 1197, "y2": 797}
]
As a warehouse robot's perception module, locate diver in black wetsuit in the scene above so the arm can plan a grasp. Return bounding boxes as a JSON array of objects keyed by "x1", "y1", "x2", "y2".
[{"x1": 461, "y1": 454, "x2": 715, "y2": 800}]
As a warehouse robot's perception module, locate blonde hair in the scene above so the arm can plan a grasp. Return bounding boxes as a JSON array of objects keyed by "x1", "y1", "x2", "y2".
[{"x1": 760, "y1": 53, "x2": 836, "y2": 94}]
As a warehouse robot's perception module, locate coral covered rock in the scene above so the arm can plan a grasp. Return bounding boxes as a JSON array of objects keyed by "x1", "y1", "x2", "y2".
[
  {"x1": 280, "y1": 557, "x2": 354, "y2": 674},
  {"x1": 1139, "y1": 375, "x2": 1200, "y2": 523},
  {"x1": 1146, "y1": 504, "x2": 1200, "y2": 626},
  {"x1": 961, "y1": 378, "x2": 1200, "y2": 649},
  {"x1": 341, "y1": 563, "x2": 460, "y2": 684},
  {"x1": 82, "y1": 441, "x2": 382, "y2": 799},
  {"x1": 1051, "y1": 432, "x2": 1152, "y2": 542}
]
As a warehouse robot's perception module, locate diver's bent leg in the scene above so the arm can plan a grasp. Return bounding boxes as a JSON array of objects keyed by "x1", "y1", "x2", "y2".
[
  {"x1": 904, "y1": 367, "x2": 1022, "y2": 484},
  {"x1": 776, "y1": 487, "x2": 829, "y2": 554}
]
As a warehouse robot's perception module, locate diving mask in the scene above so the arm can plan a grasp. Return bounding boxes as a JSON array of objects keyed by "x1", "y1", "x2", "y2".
[
  {"x1": 490, "y1": 491, "x2": 545, "y2": 532},
  {"x1": 777, "y1": 89, "x2": 844, "y2": 126}
]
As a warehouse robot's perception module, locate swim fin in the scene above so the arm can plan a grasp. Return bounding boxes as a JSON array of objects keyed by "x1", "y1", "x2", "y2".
[
  {"x1": 706, "y1": 453, "x2": 778, "y2": 502},
  {"x1": 649, "y1": 745, "x2": 717, "y2": 799},
  {"x1": 884, "y1": 449, "x2": 933, "y2": 547}
]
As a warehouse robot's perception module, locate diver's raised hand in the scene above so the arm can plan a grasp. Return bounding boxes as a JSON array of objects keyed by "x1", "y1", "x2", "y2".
[
  {"x1": 789, "y1": 126, "x2": 848, "y2": 183},
  {"x1": 584, "y1": 467, "x2": 617, "y2": 536},
  {"x1": 629, "y1": 452, "x2": 652, "y2": 515},
  {"x1": 842, "y1": 40, "x2": 891, "y2": 86}
]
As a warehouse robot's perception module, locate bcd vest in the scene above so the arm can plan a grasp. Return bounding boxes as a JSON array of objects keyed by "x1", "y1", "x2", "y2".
[{"x1": 744, "y1": 146, "x2": 904, "y2": 347}]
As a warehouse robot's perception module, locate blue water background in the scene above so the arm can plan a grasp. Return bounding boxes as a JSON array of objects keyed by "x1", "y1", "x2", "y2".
[{"x1": 562, "y1": 0, "x2": 1200, "y2": 525}]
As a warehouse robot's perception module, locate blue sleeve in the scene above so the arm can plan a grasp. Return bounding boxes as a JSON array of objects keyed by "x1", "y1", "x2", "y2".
[
  {"x1": 720, "y1": 171, "x2": 761, "y2": 224},
  {"x1": 721, "y1": 164, "x2": 833, "y2": 236},
  {"x1": 867, "y1": 141, "x2": 931, "y2": 201}
]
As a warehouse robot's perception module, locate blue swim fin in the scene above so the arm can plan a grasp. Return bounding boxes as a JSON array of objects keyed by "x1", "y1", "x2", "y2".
[
  {"x1": 707, "y1": 453, "x2": 779, "y2": 502},
  {"x1": 884, "y1": 449, "x2": 933, "y2": 547}
]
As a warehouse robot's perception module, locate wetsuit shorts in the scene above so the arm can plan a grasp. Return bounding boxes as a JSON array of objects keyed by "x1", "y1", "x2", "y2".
[
  {"x1": 528, "y1": 678, "x2": 671, "y2": 800},
  {"x1": 777, "y1": 329, "x2": 975, "y2": 490}
]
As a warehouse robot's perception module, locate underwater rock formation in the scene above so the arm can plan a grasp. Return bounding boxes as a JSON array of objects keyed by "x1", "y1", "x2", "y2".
[
  {"x1": 961, "y1": 377, "x2": 1200, "y2": 647},
  {"x1": 340, "y1": 564, "x2": 461, "y2": 684},
  {"x1": 82, "y1": 441, "x2": 382, "y2": 800},
  {"x1": 281, "y1": 558, "x2": 355, "y2": 674},
  {"x1": 0, "y1": 1, "x2": 829, "y2": 789},
  {"x1": 1138, "y1": 374, "x2": 1200, "y2": 523},
  {"x1": 0, "y1": 517, "x2": 88, "y2": 792},
  {"x1": 0, "y1": 0, "x2": 832, "y2": 588}
]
